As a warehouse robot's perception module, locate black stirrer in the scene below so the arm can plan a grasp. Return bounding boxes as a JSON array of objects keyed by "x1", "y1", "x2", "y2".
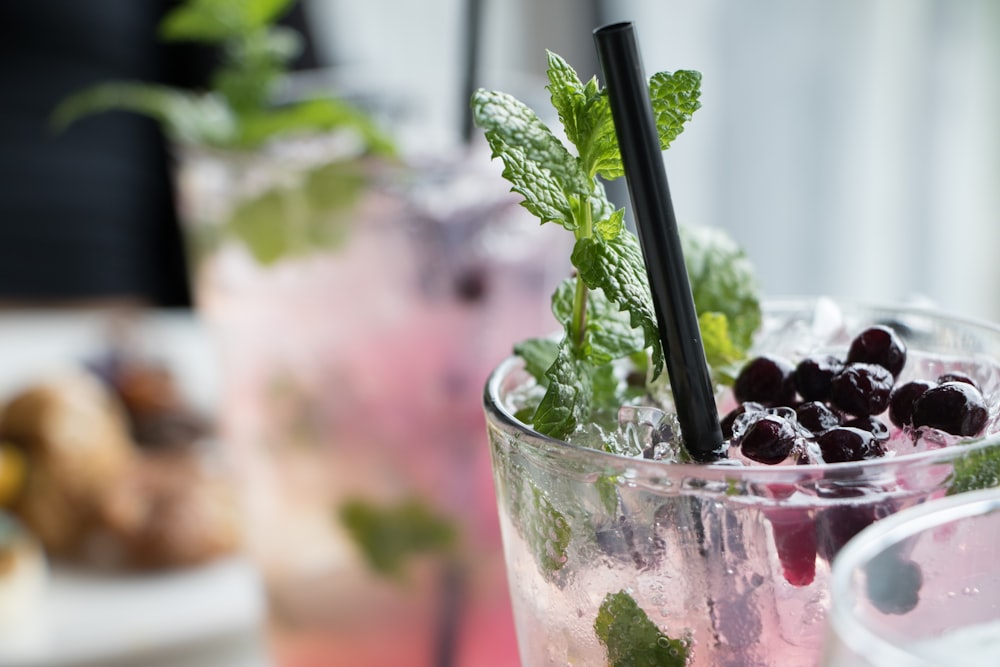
[{"x1": 594, "y1": 22, "x2": 724, "y2": 462}]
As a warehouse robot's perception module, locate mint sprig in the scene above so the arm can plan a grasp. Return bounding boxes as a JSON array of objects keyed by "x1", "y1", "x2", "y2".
[
  {"x1": 52, "y1": 0, "x2": 394, "y2": 153},
  {"x1": 472, "y1": 52, "x2": 703, "y2": 440},
  {"x1": 339, "y1": 497, "x2": 458, "y2": 578},
  {"x1": 595, "y1": 590, "x2": 690, "y2": 667},
  {"x1": 947, "y1": 445, "x2": 1000, "y2": 496}
]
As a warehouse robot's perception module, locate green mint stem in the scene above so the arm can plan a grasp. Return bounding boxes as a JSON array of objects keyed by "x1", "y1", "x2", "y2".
[{"x1": 570, "y1": 197, "x2": 594, "y2": 351}]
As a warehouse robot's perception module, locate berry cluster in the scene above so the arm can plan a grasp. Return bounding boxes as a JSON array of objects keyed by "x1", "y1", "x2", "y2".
[{"x1": 723, "y1": 325, "x2": 990, "y2": 465}]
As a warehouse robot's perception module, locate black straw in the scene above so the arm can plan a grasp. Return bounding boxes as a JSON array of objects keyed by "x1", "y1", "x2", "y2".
[
  {"x1": 594, "y1": 22, "x2": 724, "y2": 462},
  {"x1": 459, "y1": 0, "x2": 484, "y2": 145}
]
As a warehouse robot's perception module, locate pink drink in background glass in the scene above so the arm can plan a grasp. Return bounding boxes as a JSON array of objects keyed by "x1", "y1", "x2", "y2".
[
  {"x1": 176, "y1": 137, "x2": 570, "y2": 666},
  {"x1": 823, "y1": 487, "x2": 1000, "y2": 667},
  {"x1": 483, "y1": 299, "x2": 1000, "y2": 667}
]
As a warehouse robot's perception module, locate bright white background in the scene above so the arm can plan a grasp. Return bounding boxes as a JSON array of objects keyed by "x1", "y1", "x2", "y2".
[{"x1": 305, "y1": 0, "x2": 1000, "y2": 322}]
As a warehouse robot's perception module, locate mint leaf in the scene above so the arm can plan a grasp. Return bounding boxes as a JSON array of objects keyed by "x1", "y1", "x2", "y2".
[
  {"x1": 545, "y1": 51, "x2": 617, "y2": 181},
  {"x1": 471, "y1": 89, "x2": 591, "y2": 198},
  {"x1": 524, "y1": 483, "x2": 571, "y2": 578},
  {"x1": 494, "y1": 453, "x2": 572, "y2": 581},
  {"x1": 698, "y1": 312, "x2": 744, "y2": 383},
  {"x1": 680, "y1": 224, "x2": 762, "y2": 354},
  {"x1": 159, "y1": 0, "x2": 294, "y2": 41},
  {"x1": 225, "y1": 159, "x2": 367, "y2": 264},
  {"x1": 552, "y1": 277, "x2": 646, "y2": 366},
  {"x1": 513, "y1": 337, "x2": 560, "y2": 384},
  {"x1": 572, "y1": 233, "x2": 664, "y2": 377},
  {"x1": 545, "y1": 50, "x2": 590, "y2": 149},
  {"x1": 595, "y1": 590, "x2": 690, "y2": 667},
  {"x1": 483, "y1": 133, "x2": 574, "y2": 229},
  {"x1": 51, "y1": 84, "x2": 238, "y2": 146},
  {"x1": 532, "y1": 341, "x2": 593, "y2": 440},
  {"x1": 339, "y1": 497, "x2": 458, "y2": 578},
  {"x1": 239, "y1": 98, "x2": 395, "y2": 154},
  {"x1": 947, "y1": 445, "x2": 1000, "y2": 496},
  {"x1": 649, "y1": 70, "x2": 703, "y2": 151}
]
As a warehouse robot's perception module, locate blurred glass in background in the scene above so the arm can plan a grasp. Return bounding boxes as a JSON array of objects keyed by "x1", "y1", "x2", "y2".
[{"x1": 309, "y1": 0, "x2": 1000, "y2": 319}]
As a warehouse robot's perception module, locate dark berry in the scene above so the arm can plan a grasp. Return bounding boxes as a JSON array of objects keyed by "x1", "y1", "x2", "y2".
[
  {"x1": 766, "y1": 508, "x2": 817, "y2": 587},
  {"x1": 936, "y1": 371, "x2": 980, "y2": 392},
  {"x1": 720, "y1": 401, "x2": 764, "y2": 440},
  {"x1": 888, "y1": 380, "x2": 936, "y2": 428},
  {"x1": 829, "y1": 363, "x2": 894, "y2": 416},
  {"x1": 865, "y1": 547, "x2": 923, "y2": 615},
  {"x1": 795, "y1": 401, "x2": 841, "y2": 435},
  {"x1": 734, "y1": 355, "x2": 797, "y2": 407},
  {"x1": 911, "y1": 381, "x2": 989, "y2": 437},
  {"x1": 737, "y1": 414, "x2": 799, "y2": 465},
  {"x1": 842, "y1": 415, "x2": 890, "y2": 442},
  {"x1": 816, "y1": 504, "x2": 878, "y2": 562},
  {"x1": 794, "y1": 355, "x2": 844, "y2": 402},
  {"x1": 816, "y1": 427, "x2": 885, "y2": 463},
  {"x1": 846, "y1": 325, "x2": 907, "y2": 378}
]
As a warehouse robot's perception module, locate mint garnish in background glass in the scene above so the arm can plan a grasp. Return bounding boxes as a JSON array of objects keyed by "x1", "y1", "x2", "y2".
[
  {"x1": 471, "y1": 51, "x2": 761, "y2": 441},
  {"x1": 51, "y1": 0, "x2": 393, "y2": 153}
]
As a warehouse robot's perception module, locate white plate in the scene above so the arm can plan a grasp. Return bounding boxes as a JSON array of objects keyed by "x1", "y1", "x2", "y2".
[
  {"x1": 0, "y1": 558, "x2": 268, "y2": 667},
  {"x1": 0, "y1": 310, "x2": 270, "y2": 667}
]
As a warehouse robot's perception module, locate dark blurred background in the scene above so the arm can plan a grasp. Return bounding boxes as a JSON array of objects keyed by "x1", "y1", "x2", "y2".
[{"x1": 0, "y1": 0, "x2": 318, "y2": 308}]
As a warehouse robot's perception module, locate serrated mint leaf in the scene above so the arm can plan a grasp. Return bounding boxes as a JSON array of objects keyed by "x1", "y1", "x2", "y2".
[
  {"x1": 649, "y1": 70, "x2": 702, "y2": 151},
  {"x1": 552, "y1": 278, "x2": 646, "y2": 366},
  {"x1": 484, "y1": 134, "x2": 574, "y2": 228},
  {"x1": 339, "y1": 497, "x2": 458, "y2": 578},
  {"x1": 514, "y1": 337, "x2": 561, "y2": 384},
  {"x1": 581, "y1": 93, "x2": 622, "y2": 181},
  {"x1": 947, "y1": 445, "x2": 1000, "y2": 496},
  {"x1": 471, "y1": 89, "x2": 591, "y2": 197},
  {"x1": 595, "y1": 208, "x2": 626, "y2": 242},
  {"x1": 596, "y1": 590, "x2": 689, "y2": 667},
  {"x1": 532, "y1": 341, "x2": 593, "y2": 440},
  {"x1": 524, "y1": 483, "x2": 571, "y2": 578},
  {"x1": 572, "y1": 232, "x2": 664, "y2": 377},
  {"x1": 595, "y1": 475, "x2": 621, "y2": 516},
  {"x1": 545, "y1": 50, "x2": 589, "y2": 148},
  {"x1": 498, "y1": 457, "x2": 572, "y2": 581},
  {"x1": 680, "y1": 224, "x2": 762, "y2": 353}
]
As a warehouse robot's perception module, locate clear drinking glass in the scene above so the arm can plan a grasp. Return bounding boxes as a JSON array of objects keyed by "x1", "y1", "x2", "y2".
[
  {"x1": 174, "y1": 132, "x2": 571, "y2": 666},
  {"x1": 822, "y1": 487, "x2": 1000, "y2": 667},
  {"x1": 483, "y1": 298, "x2": 1000, "y2": 667}
]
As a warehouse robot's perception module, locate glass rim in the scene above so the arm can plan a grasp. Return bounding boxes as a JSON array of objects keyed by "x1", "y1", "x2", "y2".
[
  {"x1": 826, "y1": 486, "x2": 1000, "y2": 666},
  {"x1": 483, "y1": 297, "x2": 1000, "y2": 487}
]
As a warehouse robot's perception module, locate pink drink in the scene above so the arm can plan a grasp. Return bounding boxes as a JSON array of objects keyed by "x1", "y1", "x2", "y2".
[
  {"x1": 176, "y1": 139, "x2": 570, "y2": 666},
  {"x1": 823, "y1": 488, "x2": 1000, "y2": 666},
  {"x1": 483, "y1": 299, "x2": 1000, "y2": 667}
]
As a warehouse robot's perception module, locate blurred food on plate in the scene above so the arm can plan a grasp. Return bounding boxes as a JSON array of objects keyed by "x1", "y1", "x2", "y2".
[{"x1": 0, "y1": 343, "x2": 240, "y2": 572}]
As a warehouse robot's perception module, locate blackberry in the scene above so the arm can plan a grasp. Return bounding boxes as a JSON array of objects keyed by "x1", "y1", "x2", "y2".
[
  {"x1": 846, "y1": 325, "x2": 907, "y2": 378},
  {"x1": 795, "y1": 401, "x2": 841, "y2": 435},
  {"x1": 888, "y1": 380, "x2": 936, "y2": 428},
  {"x1": 794, "y1": 355, "x2": 844, "y2": 402},
  {"x1": 734, "y1": 355, "x2": 797, "y2": 407},
  {"x1": 829, "y1": 363, "x2": 894, "y2": 416},
  {"x1": 816, "y1": 427, "x2": 885, "y2": 463},
  {"x1": 911, "y1": 381, "x2": 989, "y2": 437},
  {"x1": 737, "y1": 414, "x2": 799, "y2": 465}
]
